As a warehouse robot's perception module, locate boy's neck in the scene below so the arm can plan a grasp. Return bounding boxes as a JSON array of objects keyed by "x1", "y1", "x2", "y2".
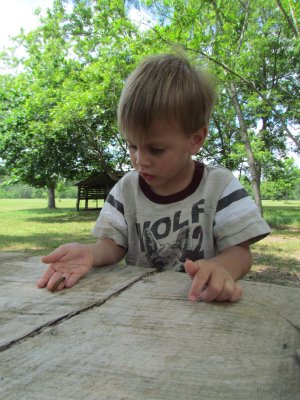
[
  {"x1": 139, "y1": 161, "x2": 204, "y2": 204},
  {"x1": 153, "y1": 159, "x2": 195, "y2": 196}
]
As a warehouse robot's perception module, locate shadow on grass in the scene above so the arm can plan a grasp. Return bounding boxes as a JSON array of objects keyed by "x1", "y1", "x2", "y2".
[
  {"x1": 252, "y1": 250, "x2": 300, "y2": 270},
  {"x1": 0, "y1": 232, "x2": 95, "y2": 255},
  {"x1": 245, "y1": 267, "x2": 300, "y2": 288},
  {"x1": 268, "y1": 226, "x2": 300, "y2": 236},
  {"x1": 10, "y1": 208, "x2": 100, "y2": 224},
  {"x1": 27, "y1": 213, "x2": 99, "y2": 224},
  {"x1": 264, "y1": 205, "x2": 300, "y2": 228},
  {"x1": 246, "y1": 251, "x2": 300, "y2": 287}
]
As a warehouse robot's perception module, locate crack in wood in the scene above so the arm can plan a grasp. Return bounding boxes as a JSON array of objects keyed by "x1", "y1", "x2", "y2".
[{"x1": 0, "y1": 270, "x2": 157, "y2": 353}]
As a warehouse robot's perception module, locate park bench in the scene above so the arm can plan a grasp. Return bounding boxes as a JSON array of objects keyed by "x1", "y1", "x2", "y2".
[{"x1": 75, "y1": 172, "x2": 123, "y2": 210}]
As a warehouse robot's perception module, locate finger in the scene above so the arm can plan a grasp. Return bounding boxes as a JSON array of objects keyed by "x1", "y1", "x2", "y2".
[
  {"x1": 36, "y1": 266, "x2": 55, "y2": 288},
  {"x1": 187, "y1": 263, "x2": 211, "y2": 302},
  {"x1": 228, "y1": 284, "x2": 243, "y2": 303},
  {"x1": 51, "y1": 276, "x2": 66, "y2": 292},
  {"x1": 47, "y1": 271, "x2": 65, "y2": 292},
  {"x1": 214, "y1": 278, "x2": 235, "y2": 302},
  {"x1": 41, "y1": 247, "x2": 66, "y2": 264},
  {"x1": 200, "y1": 273, "x2": 227, "y2": 302},
  {"x1": 65, "y1": 273, "x2": 82, "y2": 288},
  {"x1": 50, "y1": 272, "x2": 76, "y2": 292},
  {"x1": 184, "y1": 259, "x2": 199, "y2": 278}
]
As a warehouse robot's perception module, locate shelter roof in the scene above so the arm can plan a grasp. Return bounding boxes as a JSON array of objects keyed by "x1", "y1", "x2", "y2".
[{"x1": 75, "y1": 172, "x2": 124, "y2": 188}]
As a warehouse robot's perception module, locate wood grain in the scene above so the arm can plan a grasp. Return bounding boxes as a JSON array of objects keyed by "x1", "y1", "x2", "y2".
[
  {"x1": 0, "y1": 253, "x2": 154, "y2": 349},
  {"x1": 0, "y1": 258, "x2": 299, "y2": 400}
]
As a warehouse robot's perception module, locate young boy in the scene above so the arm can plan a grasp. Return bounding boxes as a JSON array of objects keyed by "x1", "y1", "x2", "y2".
[{"x1": 37, "y1": 54, "x2": 270, "y2": 302}]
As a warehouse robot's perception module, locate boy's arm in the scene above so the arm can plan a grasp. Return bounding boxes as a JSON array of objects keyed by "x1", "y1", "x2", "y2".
[
  {"x1": 38, "y1": 239, "x2": 126, "y2": 291},
  {"x1": 184, "y1": 241, "x2": 251, "y2": 303},
  {"x1": 89, "y1": 238, "x2": 127, "y2": 267}
]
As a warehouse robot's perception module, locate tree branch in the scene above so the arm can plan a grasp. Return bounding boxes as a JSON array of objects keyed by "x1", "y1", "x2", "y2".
[
  {"x1": 237, "y1": 0, "x2": 250, "y2": 53},
  {"x1": 276, "y1": 0, "x2": 299, "y2": 36},
  {"x1": 146, "y1": 24, "x2": 299, "y2": 149}
]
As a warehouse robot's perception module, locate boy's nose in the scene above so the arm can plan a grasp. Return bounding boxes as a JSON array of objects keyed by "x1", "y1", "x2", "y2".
[{"x1": 135, "y1": 150, "x2": 150, "y2": 167}]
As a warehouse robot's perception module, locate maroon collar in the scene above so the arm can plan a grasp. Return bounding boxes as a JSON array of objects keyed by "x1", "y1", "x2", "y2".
[{"x1": 139, "y1": 161, "x2": 204, "y2": 204}]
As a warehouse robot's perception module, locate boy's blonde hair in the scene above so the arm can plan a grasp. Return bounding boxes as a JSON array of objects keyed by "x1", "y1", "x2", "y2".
[{"x1": 117, "y1": 53, "x2": 215, "y2": 137}]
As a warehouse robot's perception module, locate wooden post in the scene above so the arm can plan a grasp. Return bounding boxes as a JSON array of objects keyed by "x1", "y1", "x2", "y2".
[{"x1": 76, "y1": 185, "x2": 81, "y2": 211}]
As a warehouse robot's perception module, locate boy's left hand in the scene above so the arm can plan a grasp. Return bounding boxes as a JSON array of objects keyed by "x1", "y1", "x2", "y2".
[{"x1": 184, "y1": 259, "x2": 243, "y2": 303}]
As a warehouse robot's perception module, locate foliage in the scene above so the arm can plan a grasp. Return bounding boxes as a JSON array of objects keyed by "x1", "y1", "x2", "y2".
[
  {"x1": 140, "y1": 0, "x2": 300, "y2": 211},
  {"x1": 0, "y1": 184, "x2": 46, "y2": 199},
  {"x1": 0, "y1": 181, "x2": 77, "y2": 199},
  {"x1": 0, "y1": 5, "x2": 90, "y2": 202},
  {"x1": 0, "y1": 0, "x2": 299, "y2": 210},
  {"x1": 239, "y1": 158, "x2": 300, "y2": 200},
  {"x1": 0, "y1": 0, "x2": 144, "y2": 207},
  {"x1": 260, "y1": 158, "x2": 300, "y2": 200}
]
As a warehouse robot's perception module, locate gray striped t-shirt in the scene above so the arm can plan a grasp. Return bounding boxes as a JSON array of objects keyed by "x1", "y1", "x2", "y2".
[{"x1": 92, "y1": 162, "x2": 270, "y2": 271}]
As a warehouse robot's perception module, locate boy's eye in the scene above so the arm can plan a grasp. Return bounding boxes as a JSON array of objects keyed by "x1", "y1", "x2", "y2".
[
  {"x1": 150, "y1": 148, "x2": 164, "y2": 154},
  {"x1": 128, "y1": 144, "x2": 137, "y2": 151},
  {"x1": 127, "y1": 143, "x2": 164, "y2": 155}
]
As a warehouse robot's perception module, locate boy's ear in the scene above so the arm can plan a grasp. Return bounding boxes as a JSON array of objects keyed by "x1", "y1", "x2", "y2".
[{"x1": 189, "y1": 127, "x2": 208, "y2": 155}]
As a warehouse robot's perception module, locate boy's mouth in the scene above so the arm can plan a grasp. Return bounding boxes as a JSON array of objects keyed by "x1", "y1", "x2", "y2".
[{"x1": 140, "y1": 173, "x2": 155, "y2": 182}]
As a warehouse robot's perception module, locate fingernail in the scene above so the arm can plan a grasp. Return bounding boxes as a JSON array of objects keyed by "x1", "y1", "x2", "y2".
[{"x1": 189, "y1": 294, "x2": 196, "y2": 302}]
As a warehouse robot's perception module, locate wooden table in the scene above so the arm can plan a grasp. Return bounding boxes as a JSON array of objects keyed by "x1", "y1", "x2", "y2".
[{"x1": 1, "y1": 252, "x2": 299, "y2": 400}]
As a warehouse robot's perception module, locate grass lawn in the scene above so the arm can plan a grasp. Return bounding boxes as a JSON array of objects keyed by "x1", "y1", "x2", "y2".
[
  {"x1": 0, "y1": 198, "x2": 299, "y2": 287},
  {"x1": 247, "y1": 200, "x2": 300, "y2": 287},
  {"x1": 0, "y1": 198, "x2": 101, "y2": 253}
]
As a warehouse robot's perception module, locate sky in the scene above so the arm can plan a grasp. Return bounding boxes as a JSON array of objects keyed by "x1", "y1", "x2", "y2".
[
  {"x1": 0, "y1": 0, "x2": 53, "y2": 49},
  {"x1": 0, "y1": 0, "x2": 152, "y2": 48}
]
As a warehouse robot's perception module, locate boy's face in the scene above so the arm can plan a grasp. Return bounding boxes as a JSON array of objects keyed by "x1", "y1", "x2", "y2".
[{"x1": 124, "y1": 119, "x2": 206, "y2": 196}]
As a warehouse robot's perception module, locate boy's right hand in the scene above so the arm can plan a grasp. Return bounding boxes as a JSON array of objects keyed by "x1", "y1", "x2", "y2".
[{"x1": 37, "y1": 243, "x2": 94, "y2": 291}]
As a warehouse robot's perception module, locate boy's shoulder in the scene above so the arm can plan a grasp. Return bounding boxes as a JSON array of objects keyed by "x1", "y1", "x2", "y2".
[
  {"x1": 118, "y1": 170, "x2": 138, "y2": 184},
  {"x1": 204, "y1": 163, "x2": 233, "y2": 173},
  {"x1": 203, "y1": 163, "x2": 235, "y2": 181},
  {"x1": 200, "y1": 164, "x2": 239, "y2": 200},
  {"x1": 112, "y1": 170, "x2": 138, "y2": 193}
]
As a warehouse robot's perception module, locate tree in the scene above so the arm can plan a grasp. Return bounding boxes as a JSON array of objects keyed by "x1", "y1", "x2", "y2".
[
  {"x1": 0, "y1": 1, "x2": 82, "y2": 207},
  {"x1": 1, "y1": 0, "x2": 299, "y2": 210},
  {"x1": 135, "y1": 0, "x2": 300, "y2": 213},
  {"x1": 263, "y1": 158, "x2": 300, "y2": 200},
  {"x1": 0, "y1": 0, "x2": 144, "y2": 207}
]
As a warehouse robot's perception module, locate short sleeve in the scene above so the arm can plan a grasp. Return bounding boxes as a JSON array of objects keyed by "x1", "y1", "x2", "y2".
[
  {"x1": 213, "y1": 176, "x2": 271, "y2": 252},
  {"x1": 91, "y1": 187, "x2": 128, "y2": 249}
]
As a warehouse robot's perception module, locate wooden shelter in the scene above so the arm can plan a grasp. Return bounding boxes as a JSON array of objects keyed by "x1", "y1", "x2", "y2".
[{"x1": 75, "y1": 172, "x2": 123, "y2": 210}]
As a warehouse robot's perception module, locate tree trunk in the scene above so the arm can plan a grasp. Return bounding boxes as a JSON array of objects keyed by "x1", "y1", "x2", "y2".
[
  {"x1": 229, "y1": 83, "x2": 264, "y2": 216},
  {"x1": 47, "y1": 186, "x2": 56, "y2": 209}
]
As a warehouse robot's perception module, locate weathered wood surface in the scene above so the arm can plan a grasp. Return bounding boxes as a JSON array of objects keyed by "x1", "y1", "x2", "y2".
[
  {"x1": 1, "y1": 254, "x2": 300, "y2": 400},
  {"x1": 0, "y1": 252, "x2": 154, "y2": 349}
]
